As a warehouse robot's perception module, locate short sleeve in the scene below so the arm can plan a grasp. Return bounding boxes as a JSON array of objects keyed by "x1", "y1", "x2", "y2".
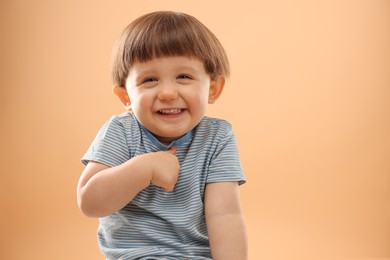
[
  {"x1": 206, "y1": 126, "x2": 246, "y2": 185},
  {"x1": 81, "y1": 116, "x2": 130, "y2": 167}
]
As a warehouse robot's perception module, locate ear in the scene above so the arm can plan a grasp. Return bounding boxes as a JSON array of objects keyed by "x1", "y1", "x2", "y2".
[
  {"x1": 113, "y1": 86, "x2": 132, "y2": 111},
  {"x1": 208, "y1": 76, "x2": 225, "y2": 104}
]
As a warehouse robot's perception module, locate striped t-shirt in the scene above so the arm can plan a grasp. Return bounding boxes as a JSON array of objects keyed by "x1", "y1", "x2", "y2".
[{"x1": 82, "y1": 112, "x2": 245, "y2": 259}]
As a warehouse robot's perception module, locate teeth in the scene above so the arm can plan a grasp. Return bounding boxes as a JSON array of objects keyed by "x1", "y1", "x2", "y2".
[{"x1": 159, "y1": 108, "x2": 182, "y2": 115}]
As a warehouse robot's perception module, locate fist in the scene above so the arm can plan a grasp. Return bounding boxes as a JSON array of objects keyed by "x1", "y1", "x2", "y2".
[{"x1": 149, "y1": 147, "x2": 180, "y2": 192}]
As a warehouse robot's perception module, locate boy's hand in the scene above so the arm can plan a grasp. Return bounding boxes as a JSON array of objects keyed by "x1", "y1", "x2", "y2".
[{"x1": 149, "y1": 147, "x2": 180, "y2": 192}]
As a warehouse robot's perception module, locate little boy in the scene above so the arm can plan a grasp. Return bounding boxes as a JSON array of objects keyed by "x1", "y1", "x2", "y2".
[{"x1": 77, "y1": 11, "x2": 247, "y2": 259}]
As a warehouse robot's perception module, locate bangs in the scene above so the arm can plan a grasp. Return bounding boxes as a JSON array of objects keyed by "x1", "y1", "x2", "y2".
[
  {"x1": 129, "y1": 14, "x2": 206, "y2": 61},
  {"x1": 112, "y1": 11, "x2": 230, "y2": 87}
]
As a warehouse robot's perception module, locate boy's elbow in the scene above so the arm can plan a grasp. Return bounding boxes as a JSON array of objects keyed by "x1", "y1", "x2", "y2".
[
  {"x1": 77, "y1": 189, "x2": 103, "y2": 218},
  {"x1": 77, "y1": 200, "x2": 95, "y2": 218}
]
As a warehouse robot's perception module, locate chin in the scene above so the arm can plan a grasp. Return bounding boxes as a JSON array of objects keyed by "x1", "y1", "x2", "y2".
[{"x1": 161, "y1": 128, "x2": 187, "y2": 136}]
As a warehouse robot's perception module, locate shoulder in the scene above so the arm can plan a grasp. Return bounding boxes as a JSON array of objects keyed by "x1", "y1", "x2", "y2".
[
  {"x1": 197, "y1": 116, "x2": 234, "y2": 139},
  {"x1": 81, "y1": 113, "x2": 136, "y2": 166},
  {"x1": 107, "y1": 112, "x2": 135, "y2": 125},
  {"x1": 102, "y1": 112, "x2": 139, "y2": 132},
  {"x1": 94, "y1": 112, "x2": 141, "y2": 144},
  {"x1": 191, "y1": 117, "x2": 237, "y2": 151},
  {"x1": 199, "y1": 116, "x2": 232, "y2": 131}
]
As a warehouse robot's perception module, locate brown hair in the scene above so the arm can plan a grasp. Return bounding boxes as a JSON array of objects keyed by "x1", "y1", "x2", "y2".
[{"x1": 111, "y1": 11, "x2": 230, "y2": 87}]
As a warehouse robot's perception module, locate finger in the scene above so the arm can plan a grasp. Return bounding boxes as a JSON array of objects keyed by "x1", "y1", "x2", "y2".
[
  {"x1": 162, "y1": 185, "x2": 174, "y2": 192},
  {"x1": 165, "y1": 147, "x2": 176, "y2": 154}
]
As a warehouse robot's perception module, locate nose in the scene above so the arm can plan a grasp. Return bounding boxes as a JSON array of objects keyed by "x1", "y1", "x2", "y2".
[{"x1": 157, "y1": 83, "x2": 179, "y2": 101}]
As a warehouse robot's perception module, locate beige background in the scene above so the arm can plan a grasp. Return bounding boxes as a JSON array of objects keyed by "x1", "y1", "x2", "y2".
[{"x1": 1, "y1": 0, "x2": 389, "y2": 259}]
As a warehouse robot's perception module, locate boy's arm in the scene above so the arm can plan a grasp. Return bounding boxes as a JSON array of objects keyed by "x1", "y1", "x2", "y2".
[
  {"x1": 77, "y1": 148, "x2": 179, "y2": 218},
  {"x1": 204, "y1": 182, "x2": 248, "y2": 260}
]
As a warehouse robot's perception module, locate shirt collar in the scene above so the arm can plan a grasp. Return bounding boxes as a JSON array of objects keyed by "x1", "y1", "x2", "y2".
[{"x1": 131, "y1": 113, "x2": 194, "y2": 150}]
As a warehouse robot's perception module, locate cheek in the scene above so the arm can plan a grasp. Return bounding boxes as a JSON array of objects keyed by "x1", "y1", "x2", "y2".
[
  {"x1": 190, "y1": 93, "x2": 209, "y2": 113},
  {"x1": 130, "y1": 92, "x2": 150, "y2": 109},
  {"x1": 197, "y1": 88, "x2": 210, "y2": 104}
]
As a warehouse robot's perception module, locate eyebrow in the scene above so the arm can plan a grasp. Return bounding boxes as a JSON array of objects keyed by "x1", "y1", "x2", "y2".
[{"x1": 176, "y1": 65, "x2": 200, "y2": 73}]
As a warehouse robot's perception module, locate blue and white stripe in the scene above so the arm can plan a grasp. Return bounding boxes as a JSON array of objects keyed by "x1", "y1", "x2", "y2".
[{"x1": 82, "y1": 112, "x2": 245, "y2": 259}]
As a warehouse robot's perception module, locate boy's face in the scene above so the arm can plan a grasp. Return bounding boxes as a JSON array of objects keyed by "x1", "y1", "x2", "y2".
[{"x1": 119, "y1": 56, "x2": 224, "y2": 145}]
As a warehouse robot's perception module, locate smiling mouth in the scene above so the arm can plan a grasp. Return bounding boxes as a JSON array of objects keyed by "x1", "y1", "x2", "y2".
[{"x1": 158, "y1": 108, "x2": 184, "y2": 115}]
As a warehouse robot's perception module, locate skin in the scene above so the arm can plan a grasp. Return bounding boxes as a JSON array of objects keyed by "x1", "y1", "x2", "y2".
[{"x1": 77, "y1": 56, "x2": 247, "y2": 259}]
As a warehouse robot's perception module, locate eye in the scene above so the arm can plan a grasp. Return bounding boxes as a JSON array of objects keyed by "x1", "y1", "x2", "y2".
[
  {"x1": 177, "y1": 74, "x2": 192, "y2": 80},
  {"x1": 138, "y1": 76, "x2": 159, "y2": 87},
  {"x1": 142, "y1": 77, "x2": 158, "y2": 83}
]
